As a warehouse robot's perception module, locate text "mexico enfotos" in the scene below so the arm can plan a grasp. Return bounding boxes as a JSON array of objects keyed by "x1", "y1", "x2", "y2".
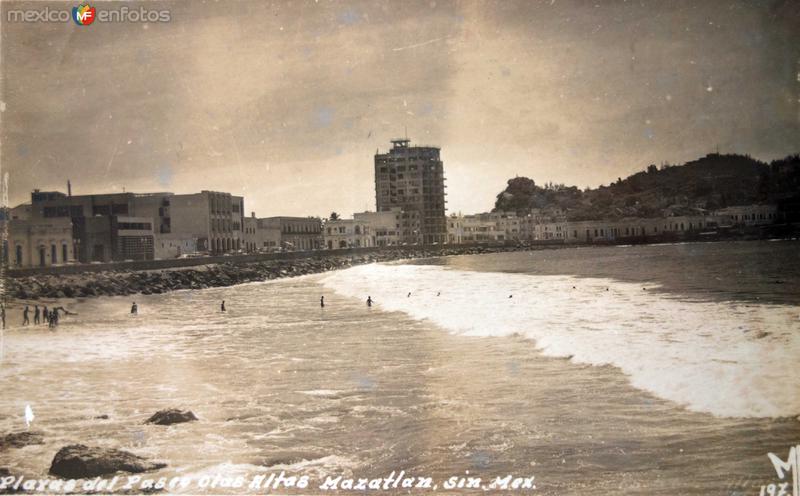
[{"x1": 6, "y1": 3, "x2": 171, "y2": 25}]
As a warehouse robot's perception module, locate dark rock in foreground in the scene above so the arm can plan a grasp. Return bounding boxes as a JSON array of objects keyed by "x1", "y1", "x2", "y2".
[
  {"x1": 0, "y1": 431, "x2": 44, "y2": 451},
  {"x1": 145, "y1": 409, "x2": 198, "y2": 426},
  {"x1": 0, "y1": 467, "x2": 22, "y2": 494},
  {"x1": 48, "y1": 444, "x2": 166, "y2": 478}
]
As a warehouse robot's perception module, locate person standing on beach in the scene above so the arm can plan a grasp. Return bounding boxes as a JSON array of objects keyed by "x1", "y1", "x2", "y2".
[
  {"x1": 50, "y1": 309, "x2": 59, "y2": 327},
  {"x1": 221, "y1": 300, "x2": 226, "y2": 312},
  {"x1": 42, "y1": 306, "x2": 49, "y2": 326},
  {"x1": 367, "y1": 296, "x2": 373, "y2": 307},
  {"x1": 1, "y1": 304, "x2": 5, "y2": 329},
  {"x1": 22, "y1": 306, "x2": 30, "y2": 326},
  {"x1": 34, "y1": 305, "x2": 40, "y2": 325},
  {"x1": 320, "y1": 296, "x2": 325, "y2": 308},
  {"x1": 131, "y1": 302, "x2": 138, "y2": 315}
]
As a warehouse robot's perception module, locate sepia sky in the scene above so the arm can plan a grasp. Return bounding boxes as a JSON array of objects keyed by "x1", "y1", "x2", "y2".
[{"x1": 1, "y1": 0, "x2": 798, "y2": 217}]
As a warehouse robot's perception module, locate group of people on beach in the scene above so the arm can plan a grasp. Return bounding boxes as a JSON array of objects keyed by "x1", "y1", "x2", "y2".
[{"x1": 19, "y1": 304, "x2": 69, "y2": 328}]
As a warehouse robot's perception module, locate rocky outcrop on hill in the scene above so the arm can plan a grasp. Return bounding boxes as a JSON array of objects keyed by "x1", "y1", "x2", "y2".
[{"x1": 6, "y1": 246, "x2": 530, "y2": 301}]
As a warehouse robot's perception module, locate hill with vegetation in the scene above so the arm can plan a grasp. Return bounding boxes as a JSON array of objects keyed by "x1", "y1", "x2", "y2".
[{"x1": 493, "y1": 153, "x2": 800, "y2": 221}]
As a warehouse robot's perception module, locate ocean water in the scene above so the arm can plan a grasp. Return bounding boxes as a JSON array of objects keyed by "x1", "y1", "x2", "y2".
[{"x1": 0, "y1": 240, "x2": 798, "y2": 495}]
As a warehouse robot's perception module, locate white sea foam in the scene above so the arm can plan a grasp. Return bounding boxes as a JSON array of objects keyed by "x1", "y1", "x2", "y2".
[{"x1": 320, "y1": 264, "x2": 800, "y2": 418}]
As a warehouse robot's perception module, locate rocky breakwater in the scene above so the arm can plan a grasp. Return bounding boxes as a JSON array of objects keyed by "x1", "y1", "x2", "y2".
[{"x1": 6, "y1": 245, "x2": 532, "y2": 301}]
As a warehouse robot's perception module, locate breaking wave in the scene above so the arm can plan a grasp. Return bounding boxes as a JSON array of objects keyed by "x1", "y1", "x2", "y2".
[{"x1": 320, "y1": 263, "x2": 800, "y2": 418}]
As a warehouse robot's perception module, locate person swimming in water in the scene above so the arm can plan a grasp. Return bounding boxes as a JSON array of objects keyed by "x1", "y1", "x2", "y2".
[
  {"x1": 221, "y1": 300, "x2": 226, "y2": 312},
  {"x1": 320, "y1": 296, "x2": 325, "y2": 308},
  {"x1": 367, "y1": 296, "x2": 373, "y2": 307},
  {"x1": 131, "y1": 302, "x2": 138, "y2": 314}
]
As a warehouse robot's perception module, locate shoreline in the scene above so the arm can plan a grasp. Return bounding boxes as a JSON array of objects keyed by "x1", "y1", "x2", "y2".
[
  {"x1": 2, "y1": 236, "x2": 796, "y2": 304},
  {"x1": 0, "y1": 237, "x2": 796, "y2": 308},
  {"x1": 2, "y1": 245, "x2": 541, "y2": 303}
]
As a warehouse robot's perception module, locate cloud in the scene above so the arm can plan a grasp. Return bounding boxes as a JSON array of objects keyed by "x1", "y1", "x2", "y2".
[{"x1": 1, "y1": 0, "x2": 797, "y2": 216}]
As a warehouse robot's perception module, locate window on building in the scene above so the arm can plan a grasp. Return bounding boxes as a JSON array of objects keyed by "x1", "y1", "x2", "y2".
[{"x1": 112, "y1": 204, "x2": 129, "y2": 215}]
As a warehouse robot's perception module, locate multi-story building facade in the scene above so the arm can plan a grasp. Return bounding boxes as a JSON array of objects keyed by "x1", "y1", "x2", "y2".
[
  {"x1": 169, "y1": 191, "x2": 244, "y2": 254},
  {"x1": 447, "y1": 212, "x2": 521, "y2": 244},
  {"x1": 257, "y1": 217, "x2": 322, "y2": 251},
  {"x1": 24, "y1": 188, "x2": 244, "y2": 260},
  {"x1": 324, "y1": 218, "x2": 374, "y2": 249},
  {"x1": 564, "y1": 215, "x2": 712, "y2": 244},
  {"x1": 519, "y1": 209, "x2": 567, "y2": 242},
  {"x1": 71, "y1": 215, "x2": 155, "y2": 262},
  {"x1": 253, "y1": 218, "x2": 282, "y2": 251},
  {"x1": 241, "y1": 215, "x2": 283, "y2": 252},
  {"x1": 528, "y1": 221, "x2": 569, "y2": 241},
  {"x1": 4, "y1": 216, "x2": 74, "y2": 267},
  {"x1": 713, "y1": 205, "x2": 779, "y2": 227},
  {"x1": 374, "y1": 139, "x2": 447, "y2": 245},
  {"x1": 25, "y1": 190, "x2": 162, "y2": 262},
  {"x1": 243, "y1": 214, "x2": 259, "y2": 252},
  {"x1": 353, "y1": 209, "x2": 402, "y2": 246},
  {"x1": 447, "y1": 214, "x2": 464, "y2": 244}
]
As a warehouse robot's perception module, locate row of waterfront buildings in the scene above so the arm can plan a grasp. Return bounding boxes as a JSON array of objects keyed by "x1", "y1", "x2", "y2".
[
  {"x1": 446, "y1": 205, "x2": 782, "y2": 245},
  {"x1": 0, "y1": 138, "x2": 786, "y2": 268},
  {"x1": 1, "y1": 139, "x2": 448, "y2": 267}
]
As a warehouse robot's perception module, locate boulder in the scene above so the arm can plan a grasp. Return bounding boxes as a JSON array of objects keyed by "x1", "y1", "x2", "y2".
[
  {"x1": 145, "y1": 409, "x2": 197, "y2": 426},
  {"x1": 0, "y1": 431, "x2": 44, "y2": 451},
  {"x1": 0, "y1": 467, "x2": 22, "y2": 494},
  {"x1": 48, "y1": 444, "x2": 166, "y2": 478}
]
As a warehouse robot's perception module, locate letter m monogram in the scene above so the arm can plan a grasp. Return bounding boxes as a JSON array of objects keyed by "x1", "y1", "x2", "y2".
[{"x1": 768, "y1": 445, "x2": 800, "y2": 496}]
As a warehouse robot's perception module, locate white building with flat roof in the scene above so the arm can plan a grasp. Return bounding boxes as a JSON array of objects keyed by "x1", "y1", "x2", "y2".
[
  {"x1": 354, "y1": 208, "x2": 402, "y2": 246},
  {"x1": 4, "y1": 216, "x2": 74, "y2": 267},
  {"x1": 713, "y1": 205, "x2": 779, "y2": 227},
  {"x1": 324, "y1": 218, "x2": 374, "y2": 249}
]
